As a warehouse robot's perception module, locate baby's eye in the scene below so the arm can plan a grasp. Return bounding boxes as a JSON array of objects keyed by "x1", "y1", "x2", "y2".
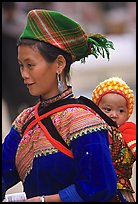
[
  {"x1": 105, "y1": 108, "x2": 111, "y2": 112},
  {"x1": 119, "y1": 109, "x2": 124, "y2": 113}
]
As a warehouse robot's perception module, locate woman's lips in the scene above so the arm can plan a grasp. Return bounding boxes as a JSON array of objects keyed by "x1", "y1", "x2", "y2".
[{"x1": 26, "y1": 83, "x2": 35, "y2": 88}]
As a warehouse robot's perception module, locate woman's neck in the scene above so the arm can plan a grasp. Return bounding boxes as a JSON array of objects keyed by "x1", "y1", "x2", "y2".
[{"x1": 40, "y1": 85, "x2": 74, "y2": 107}]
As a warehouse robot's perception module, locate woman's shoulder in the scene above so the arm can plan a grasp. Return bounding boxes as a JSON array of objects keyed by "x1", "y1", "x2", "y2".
[
  {"x1": 66, "y1": 106, "x2": 104, "y2": 123},
  {"x1": 53, "y1": 106, "x2": 104, "y2": 123},
  {"x1": 12, "y1": 105, "x2": 36, "y2": 134},
  {"x1": 69, "y1": 106, "x2": 106, "y2": 127},
  {"x1": 52, "y1": 106, "x2": 107, "y2": 137}
]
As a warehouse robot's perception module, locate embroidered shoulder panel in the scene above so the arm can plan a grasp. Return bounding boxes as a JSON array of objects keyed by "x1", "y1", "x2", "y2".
[
  {"x1": 51, "y1": 107, "x2": 108, "y2": 144},
  {"x1": 12, "y1": 106, "x2": 35, "y2": 135},
  {"x1": 15, "y1": 106, "x2": 107, "y2": 182}
]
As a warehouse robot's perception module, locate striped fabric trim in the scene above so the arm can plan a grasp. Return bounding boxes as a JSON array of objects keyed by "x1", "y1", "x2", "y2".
[
  {"x1": 128, "y1": 140, "x2": 136, "y2": 147},
  {"x1": 128, "y1": 140, "x2": 136, "y2": 156},
  {"x1": 34, "y1": 10, "x2": 60, "y2": 47},
  {"x1": 131, "y1": 146, "x2": 136, "y2": 155}
]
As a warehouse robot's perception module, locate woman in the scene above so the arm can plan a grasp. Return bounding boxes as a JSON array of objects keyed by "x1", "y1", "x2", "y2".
[{"x1": 2, "y1": 9, "x2": 117, "y2": 202}]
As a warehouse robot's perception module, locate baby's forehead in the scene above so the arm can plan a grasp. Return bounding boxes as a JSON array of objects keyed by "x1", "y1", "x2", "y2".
[
  {"x1": 103, "y1": 92, "x2": 125, "y2": 98},
  {"x1": 101, "y1": 93, "x2": 127, "y2": 104}
]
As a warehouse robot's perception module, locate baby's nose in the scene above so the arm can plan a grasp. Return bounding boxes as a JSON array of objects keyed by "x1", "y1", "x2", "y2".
[{"x1": 111, "y1": 111, "x2": 118, "y2": 117}]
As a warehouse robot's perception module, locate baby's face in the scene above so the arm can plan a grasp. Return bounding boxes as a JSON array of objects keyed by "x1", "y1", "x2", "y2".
[{"x1": 98, "y1": 93, "x2": 129, "y2": 127}]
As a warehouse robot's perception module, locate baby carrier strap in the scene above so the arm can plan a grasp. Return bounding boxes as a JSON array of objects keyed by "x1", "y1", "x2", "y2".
[
  {"x1": 22, "y1": 96, "x2": 117, "y2": 134},
  {"x1": 22, "y1": 98, "x2": 81, "y2": 134},
  {"x1": 78, "y1": 96, "x2": 117, "y2": 127},
  {"x1": 21, "y1": 96, "x2": 117, "y2": 158}
]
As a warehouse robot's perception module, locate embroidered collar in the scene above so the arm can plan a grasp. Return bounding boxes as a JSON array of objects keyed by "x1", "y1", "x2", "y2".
[{"x1": 40, "y1": 86, "x2": 74, "y2": 107}]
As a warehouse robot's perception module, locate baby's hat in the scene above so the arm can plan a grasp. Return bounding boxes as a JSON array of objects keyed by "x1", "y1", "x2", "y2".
[{"x1": 92, "y1": 77, "x2": 135, "y2": 118}]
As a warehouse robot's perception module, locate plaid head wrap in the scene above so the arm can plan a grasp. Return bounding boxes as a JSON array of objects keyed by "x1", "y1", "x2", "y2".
[
  {"x1": 19, "y1": 9, "x2": 114, "y2": 62},
  {"x1": 92, "y1": 77, "x2": 135, "y2": 118}
]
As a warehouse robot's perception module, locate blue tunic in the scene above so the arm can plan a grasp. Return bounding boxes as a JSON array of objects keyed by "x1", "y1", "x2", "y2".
[{"x1": 2, "y1": 94, "x2": 117, "y2": 202}]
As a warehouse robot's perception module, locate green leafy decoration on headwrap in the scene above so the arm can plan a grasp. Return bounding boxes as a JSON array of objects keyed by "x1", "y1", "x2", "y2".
[
  {"x1": 88, "y1": 33, "x2": 115, "y2": 60},
  {"x1": 81, "y1": 33, "x2": 115, "y2": 63}
]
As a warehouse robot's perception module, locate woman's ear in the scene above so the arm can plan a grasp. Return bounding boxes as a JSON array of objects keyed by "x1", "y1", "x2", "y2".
[{"x1": 56, "y1": 55, "x2": 66, "y2": 74}]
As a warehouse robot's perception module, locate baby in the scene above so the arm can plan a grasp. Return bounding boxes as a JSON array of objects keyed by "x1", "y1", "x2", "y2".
[{"x1": 92, "y1": 76, "x2": 136, "y2": 202}]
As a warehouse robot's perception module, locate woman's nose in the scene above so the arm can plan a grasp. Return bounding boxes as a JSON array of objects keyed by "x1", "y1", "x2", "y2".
[{"x1": 20, "y1": 68, "x2": 29, "y2": 79}]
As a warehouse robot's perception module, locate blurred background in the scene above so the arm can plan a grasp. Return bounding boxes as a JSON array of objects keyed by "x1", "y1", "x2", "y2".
[{"x1": 2, "y1": 2, "x2": 136, "y2": 200}]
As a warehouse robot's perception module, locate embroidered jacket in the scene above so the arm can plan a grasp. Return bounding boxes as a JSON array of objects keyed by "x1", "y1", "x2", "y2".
[{"x1": 2, "y1": 89, "x2": 117, "y2": 202}]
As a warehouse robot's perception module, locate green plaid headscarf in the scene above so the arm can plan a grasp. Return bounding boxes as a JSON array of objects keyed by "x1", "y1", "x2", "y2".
[{"x1": 19, "y1": 9, "x2": 114, "y2": 62}]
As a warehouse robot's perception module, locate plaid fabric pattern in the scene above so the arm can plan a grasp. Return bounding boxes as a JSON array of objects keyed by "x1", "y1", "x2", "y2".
[{"x1": 19, "y1": 9, "x2": 88, "y2": 61}]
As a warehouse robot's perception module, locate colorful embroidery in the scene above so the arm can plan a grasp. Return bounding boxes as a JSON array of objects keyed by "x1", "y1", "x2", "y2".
[
  {"x1": 15, "y1": 105, "x2": 107, "y2": 182},
  {"x1": 51, "y1": 107, "x2": 108, "y2": 144},
  {"x1": 108, "y1": 127, "x2": 135, "y2": 193},
  {"x1": 12, "y1": 106, "x2": 35, "y2": 135}
]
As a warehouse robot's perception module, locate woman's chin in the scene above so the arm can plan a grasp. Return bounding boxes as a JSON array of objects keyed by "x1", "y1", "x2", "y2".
[{"x1": 28, "y1": 90, "x2": 39, "y2": 96}]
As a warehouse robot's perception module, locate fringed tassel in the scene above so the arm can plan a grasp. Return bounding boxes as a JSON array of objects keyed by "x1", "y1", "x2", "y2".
[{"x1": 87, "y1": 33, "x2": 115, "y2": 60}]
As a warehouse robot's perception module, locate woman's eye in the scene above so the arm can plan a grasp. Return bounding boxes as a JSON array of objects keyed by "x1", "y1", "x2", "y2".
[
  {"x1": 19, "y1": 64, "x2": 23, "y2": 69},
  {"x1": 28, "y1": 64, "x2": 32, "y2": 68}
]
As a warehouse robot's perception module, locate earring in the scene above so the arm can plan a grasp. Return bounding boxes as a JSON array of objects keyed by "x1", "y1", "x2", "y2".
[{"x1": 57, "y1": 73, "x2": 64, "y2": 94}]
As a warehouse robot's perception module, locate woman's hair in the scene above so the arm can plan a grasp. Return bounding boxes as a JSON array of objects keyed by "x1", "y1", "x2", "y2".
[{"x1": 17, "y1": 38, "x2": 73, "y2": 82}]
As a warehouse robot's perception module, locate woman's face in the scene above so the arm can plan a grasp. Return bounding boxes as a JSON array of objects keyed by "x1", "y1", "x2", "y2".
[
  {"x1": 98, "y1": 93, "x2": 129, "y2": 127},
  {"x1": 18, "y1": 44, "x2": 59, "y2": 99}
]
